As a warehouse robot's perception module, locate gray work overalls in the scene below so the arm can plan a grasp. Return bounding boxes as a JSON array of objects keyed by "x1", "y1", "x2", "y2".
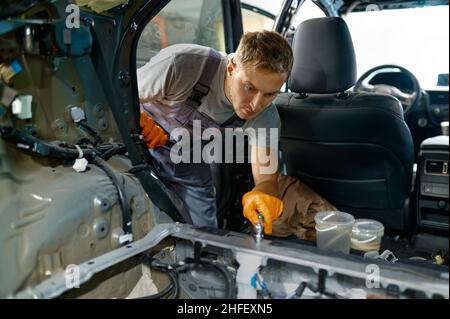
[{"x1": 141, "y1": 49, "x2": 244, "y2": 227}]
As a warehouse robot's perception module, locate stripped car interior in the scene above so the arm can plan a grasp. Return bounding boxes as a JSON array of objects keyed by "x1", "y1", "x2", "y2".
[{"x1": 0, "y1": 0, "x2": 448, "y2": 299}]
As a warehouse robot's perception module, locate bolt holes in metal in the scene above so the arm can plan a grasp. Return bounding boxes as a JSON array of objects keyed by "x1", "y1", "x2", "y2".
[{"x1": 92, "y1": 218, "x2": 109, "y2": 239}]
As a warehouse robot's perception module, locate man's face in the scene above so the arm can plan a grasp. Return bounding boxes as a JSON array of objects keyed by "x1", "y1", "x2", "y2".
[{"x1": 226, "y1": 59, "x2": 287, "y2": 120}]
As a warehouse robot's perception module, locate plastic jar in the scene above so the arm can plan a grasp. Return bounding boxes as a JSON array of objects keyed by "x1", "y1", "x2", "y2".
[
  {"x1": 315, "y1": 211, "x2": 355, "y2": 254},
  {"x1": 351, "y1": 219, "x2": 384, "y2": 252}
]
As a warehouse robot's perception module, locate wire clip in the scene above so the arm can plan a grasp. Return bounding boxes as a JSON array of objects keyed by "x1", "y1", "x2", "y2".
[{"x1": 72, "y1": 145, "x2": 88, "y2": 172}]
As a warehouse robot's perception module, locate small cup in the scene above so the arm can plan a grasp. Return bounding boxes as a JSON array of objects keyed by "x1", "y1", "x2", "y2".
[
  {"x1": 441, "y1": 121, "x2": 449, "y2": 136},
  {"x1": 351, "y1": 219, "x2": 384, "y2": 252},
  {"x1": 315, "y1": 211, "x2": 355, "y2": 254}
]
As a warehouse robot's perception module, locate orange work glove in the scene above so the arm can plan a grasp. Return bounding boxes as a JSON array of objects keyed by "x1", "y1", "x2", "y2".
[
  {"x1": 140, "y1": 109, "x2": 168, "y2": 148},
  {"x1": 242, "y1": 190, "x2": 284, "y2": 234}
]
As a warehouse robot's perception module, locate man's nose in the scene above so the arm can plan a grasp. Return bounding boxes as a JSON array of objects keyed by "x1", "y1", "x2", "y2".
[{"x1": 250, "y1": 94, "x2": 264, "y2": 112}]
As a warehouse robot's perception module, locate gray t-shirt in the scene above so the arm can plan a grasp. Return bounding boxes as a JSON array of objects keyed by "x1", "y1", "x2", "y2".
[{"x1": 137, "y1": 44, "x2": 280, "y2": 147}]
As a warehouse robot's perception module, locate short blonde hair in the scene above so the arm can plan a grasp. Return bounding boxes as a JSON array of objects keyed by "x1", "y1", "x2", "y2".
[{"x1": 234, "y1": 30, "x2": 293, "y2": 74}]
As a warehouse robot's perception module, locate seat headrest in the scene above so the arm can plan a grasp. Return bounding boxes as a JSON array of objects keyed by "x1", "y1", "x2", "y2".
[{"x1": 288, "y1": 17, "x2": 357, "y2": 94}]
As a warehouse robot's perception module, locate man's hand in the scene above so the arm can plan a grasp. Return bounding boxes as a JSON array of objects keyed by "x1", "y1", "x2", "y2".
[
  {"x1": 140, "y1": 109, "x2": 168, "y2": 148},
  {"x1": 242, "y1": 190, "x2": 283, "y2": 234}
]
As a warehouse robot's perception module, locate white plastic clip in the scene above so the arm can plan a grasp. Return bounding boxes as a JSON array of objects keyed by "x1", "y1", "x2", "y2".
[
  {"x1": 12, "y1": 95, "x2": 33, "y2": 119},
  {"x1": 365, "y1": 249, "x2": 398, "y2": 263},
  {"x1": 119, "y1": 233, "x2": 133, "y2": 244},
  {"x1": 379, "y1": 250, "x2": 398, "y2": 263},
  {"x1": 72, "y1": 145, "x2": 88, "y2": 172}
]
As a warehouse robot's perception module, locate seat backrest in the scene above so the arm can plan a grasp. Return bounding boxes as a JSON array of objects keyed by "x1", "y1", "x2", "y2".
[{"x1": 274, "y1": 17, "x2": 414, "y2": 232}]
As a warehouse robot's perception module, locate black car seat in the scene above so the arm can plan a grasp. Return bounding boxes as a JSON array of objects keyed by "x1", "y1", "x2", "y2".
[{"x1": 274, "y1": 17, "x2": 414, "y2": 232}]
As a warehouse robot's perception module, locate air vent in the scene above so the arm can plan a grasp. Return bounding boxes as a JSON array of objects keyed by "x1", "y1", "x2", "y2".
[{"x1": 425, "y1": 160, "x2": 448, "y2": 176}]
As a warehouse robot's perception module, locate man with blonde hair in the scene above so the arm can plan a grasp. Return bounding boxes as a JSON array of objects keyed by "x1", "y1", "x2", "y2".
[{"x1": 138, "y1": 30, "x2": 293, "y2": 234}]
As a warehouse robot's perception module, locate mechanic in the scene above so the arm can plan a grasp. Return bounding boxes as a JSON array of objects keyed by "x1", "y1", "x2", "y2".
[{"x1": 137, "y1": 30, "x2": 293, "y2": 234}]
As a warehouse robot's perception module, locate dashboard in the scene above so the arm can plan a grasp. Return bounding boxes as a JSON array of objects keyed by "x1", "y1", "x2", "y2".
[
  {"x1": 368, "y1": 70, "x2": 449, "y2": 156},
  {"x1": 427, "y1": 89, "x2": 449, "y2": 124},
  {"x1": 369, "y1": 70, "x2": 449, "y2": 121}
]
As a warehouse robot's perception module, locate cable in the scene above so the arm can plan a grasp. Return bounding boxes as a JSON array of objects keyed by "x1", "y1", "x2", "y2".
[
  {"x1": 292, "y1": 270, "x2": 342, "y2": 299},
  {"x1": 255, "y1": 268, "x2": 272, "y2": 299},
  {"x1": 196, "y1": 258, "x2": 235, "y2": 299},
  {"x1": 138, "y1": 268, "x2": 177, "y2": 299},
  {"x1": 294, "y1": 281, "x2": 311, "y2": 298},
  {"x1": 1, "y1": 125, "x2": 133, "y2": 237},
  {"x1": 139, "y1": 256, "x2": 179, "y2": 299},
  {"x1": 174, "y1": 258, "x2": 235, "y2": 299},
  {"x1": 100, "y1": 144, "x2": 127, "y2": 161},
  {"x1": 142, "y1": 254, "x2": 235, "y2": 299},
  {"x1": 0, "y1": 125, "x2": 98, "y2": 161},
  {"x1": 92, "y1": 157, "x2": 132, "y2": 237},
  {"x1": 168, "y1": 270, "x2": 179, "y2": 299},
  {"x1": 1, "y1": 124, "x2": 127, "y2": 163},
  {"x1": 77, "y1": 120, "x2": 103, "y2": 146},
  {"x1": 188, "y1": 242, "x2": 235, "y2": 299}
]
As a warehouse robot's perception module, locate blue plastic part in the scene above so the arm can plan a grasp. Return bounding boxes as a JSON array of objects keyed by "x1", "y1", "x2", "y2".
[
  {"x1": 54, "y1": 21, "x2": 92, "y2": 57},
  {"x1": 10, "y1": 60, "x2": 22, "y2": 74},
  {"x1": 250, "y1": 273, "x2": 258, "y2": 288}
]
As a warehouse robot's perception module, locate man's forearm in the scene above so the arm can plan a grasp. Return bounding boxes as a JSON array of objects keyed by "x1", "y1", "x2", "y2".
[
  {"x1": 253, "y1": 178, "x2": 279, "y2": 198},
  {"x1": 250, "y1": 145, "x2": 280, "y2": 198}
]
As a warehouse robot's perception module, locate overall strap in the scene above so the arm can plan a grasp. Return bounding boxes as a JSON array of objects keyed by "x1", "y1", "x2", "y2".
[
  {"x1": 220, "y1": 113, "x2": 247, "y2": 128},
  {"x1": 185, "y1": 49, "x2": 222, "y2": 108}
]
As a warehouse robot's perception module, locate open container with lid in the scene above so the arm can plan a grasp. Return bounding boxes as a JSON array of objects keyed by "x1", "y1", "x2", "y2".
[
  {"x1": 351, "y1": 219, "x2": 385, "y2": 252},
  {"x1": 315, "y1": 211, "x2": 355, "y2": 254}
]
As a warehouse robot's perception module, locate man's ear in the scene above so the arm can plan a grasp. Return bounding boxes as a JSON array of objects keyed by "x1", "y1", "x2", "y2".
[{"x1": 226, "y1": 58, "x2": 236, "y2": 76}]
